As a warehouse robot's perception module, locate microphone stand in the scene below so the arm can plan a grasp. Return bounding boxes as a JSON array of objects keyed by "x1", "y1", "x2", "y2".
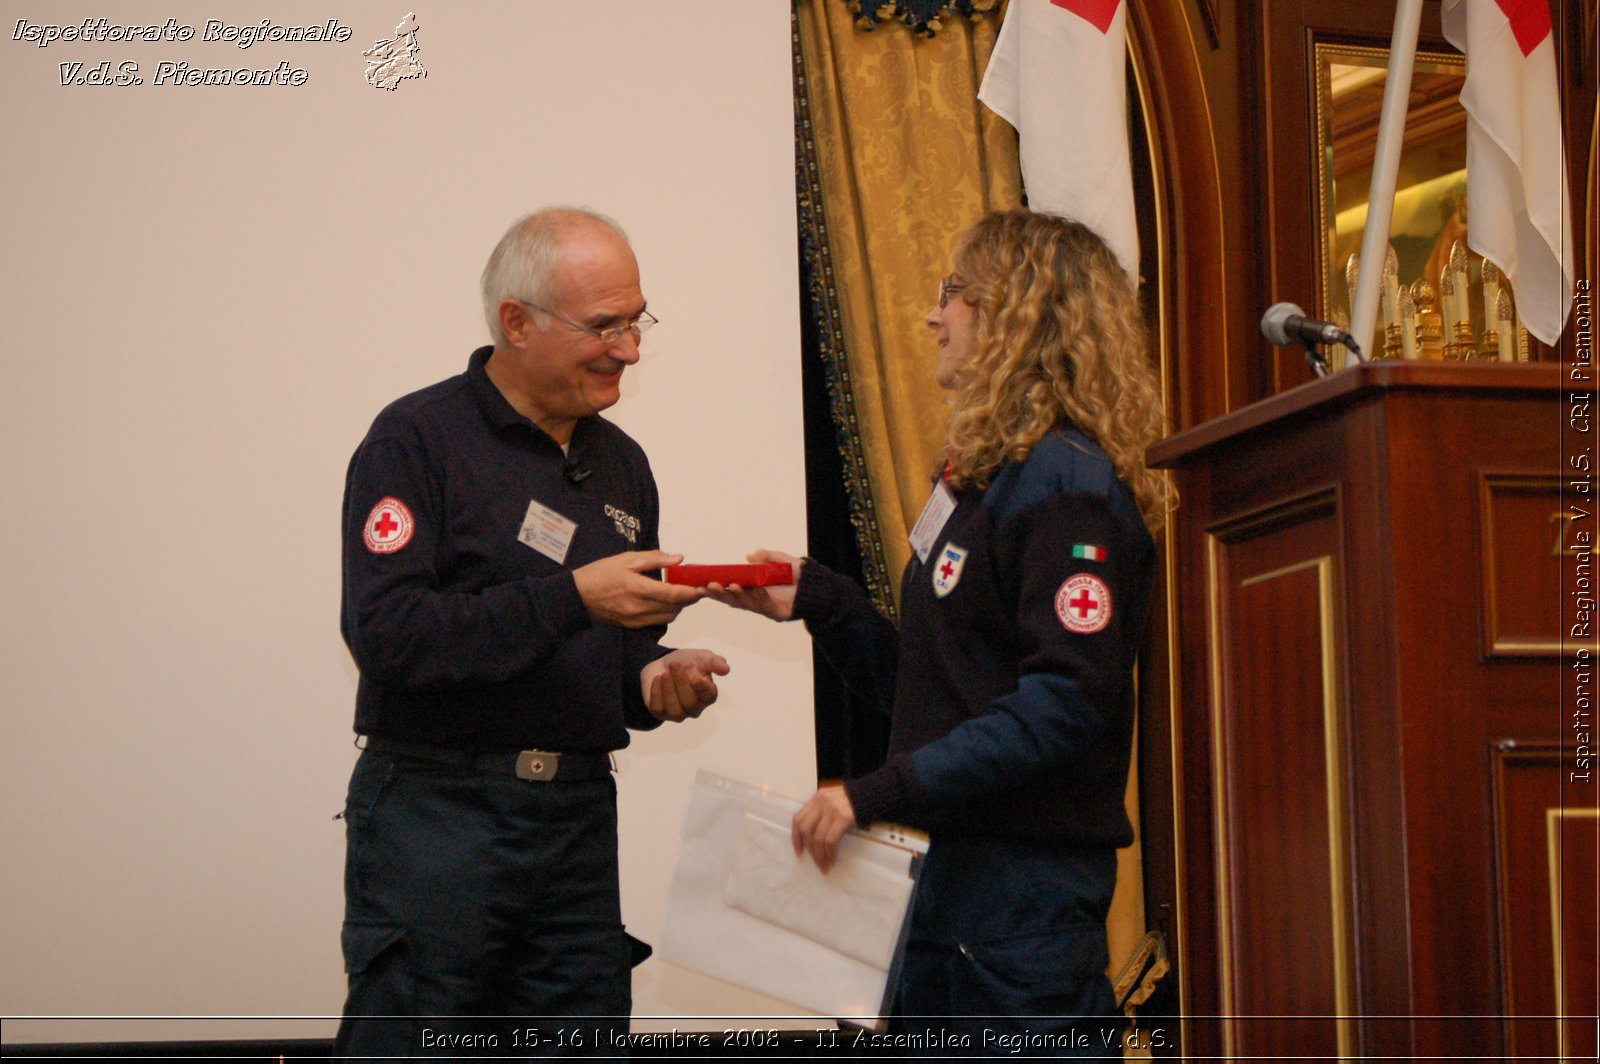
[
  {"x1": 1299, "y1": 339, "x2": 1332, "y2": 379},
  {"x1": 1300, "y1": 333, "x2": 1368, "y2": 379}
]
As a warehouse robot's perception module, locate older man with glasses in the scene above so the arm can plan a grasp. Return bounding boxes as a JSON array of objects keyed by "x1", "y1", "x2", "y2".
[{"x1": 335, "y1": 207, "x2": 728, "y2": 1057}]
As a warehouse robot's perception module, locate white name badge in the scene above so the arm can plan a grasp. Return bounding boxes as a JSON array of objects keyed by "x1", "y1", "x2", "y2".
[
  {"x1": 518, "y1": 498, "x2": 578, "y2": 564},
  {"x1": 908, "y1": 480, "x2": 957, "y2": 564}
]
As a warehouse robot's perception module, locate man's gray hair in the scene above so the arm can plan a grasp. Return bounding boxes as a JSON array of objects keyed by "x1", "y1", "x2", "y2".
[{"x1": 480, "y1": 207, "x2": 630, "y2": 346}]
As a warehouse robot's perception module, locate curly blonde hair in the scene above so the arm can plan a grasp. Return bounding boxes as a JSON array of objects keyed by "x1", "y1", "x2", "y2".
[{"x1": 942, "y1": 210, "x2": 1175, "y2": 532}]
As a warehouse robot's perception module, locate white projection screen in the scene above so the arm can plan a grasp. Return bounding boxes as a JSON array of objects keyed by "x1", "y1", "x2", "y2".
[{"x1": 0, "y1": 1, "x2": 819, "y2": 1043}]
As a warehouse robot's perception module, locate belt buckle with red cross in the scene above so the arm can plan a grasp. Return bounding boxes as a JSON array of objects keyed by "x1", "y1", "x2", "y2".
[{"x1": 515, "y1": 750, "x2": 560, "y2": 782}]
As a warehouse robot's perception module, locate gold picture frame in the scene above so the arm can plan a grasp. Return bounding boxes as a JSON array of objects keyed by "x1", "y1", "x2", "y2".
[{"x1": 1313, "y1": 43, "x2": 1471, "y2": 343}]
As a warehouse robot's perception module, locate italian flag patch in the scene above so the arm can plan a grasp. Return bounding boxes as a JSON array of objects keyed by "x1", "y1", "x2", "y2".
[{"x1": 1072, "y1": 544, "x2": 1108, "y2": 561}]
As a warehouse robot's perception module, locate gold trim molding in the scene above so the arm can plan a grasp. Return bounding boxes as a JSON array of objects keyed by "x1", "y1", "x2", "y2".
[{"x1": 1205, "y1": 494, "x2": 1355, "y2": 1058}]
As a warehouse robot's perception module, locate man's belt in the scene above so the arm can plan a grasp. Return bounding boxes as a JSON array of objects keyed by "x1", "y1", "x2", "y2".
[{"x1": 362, "y1": 736, "x2": 613, "y2": 782}]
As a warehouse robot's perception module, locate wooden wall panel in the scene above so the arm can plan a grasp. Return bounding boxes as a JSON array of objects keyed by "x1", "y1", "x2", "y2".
[
  {"x1": 1479, "y1": 476, "x2": 1572, "y2": 656},
  {"x1": 1493, "y1": 745, "x2": 1600, "y2": 1063},
  {"x1": 1208, "y1": 498, "x2": 1353, "y2": 1058}
]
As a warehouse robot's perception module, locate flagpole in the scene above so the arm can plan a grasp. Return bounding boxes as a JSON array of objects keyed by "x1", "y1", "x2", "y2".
[{"x1": 1349, "y1": 0, "x2": 1424, "y2": 367}]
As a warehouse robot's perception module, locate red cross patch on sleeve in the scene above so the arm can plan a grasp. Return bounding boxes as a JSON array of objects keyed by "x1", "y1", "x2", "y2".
[
  {"x1": 363, "y1": 497, "x2": 415, "y2": 554},
  {"x1": 1056, "y1": 573, "x2": 1112, "y2": 633}
]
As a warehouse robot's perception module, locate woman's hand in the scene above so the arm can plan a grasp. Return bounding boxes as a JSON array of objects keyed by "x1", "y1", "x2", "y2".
[
  {"x1": 791, "y1": 782, "x2": 857, "y2": 873},
  {"x1": 705, "y1": 549, "x2": 803, "y2": 622}
]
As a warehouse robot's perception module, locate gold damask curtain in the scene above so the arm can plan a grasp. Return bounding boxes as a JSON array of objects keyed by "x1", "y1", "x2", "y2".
[{"x1": 795, "y1": 0, "x2": 1020, "y2": 614}]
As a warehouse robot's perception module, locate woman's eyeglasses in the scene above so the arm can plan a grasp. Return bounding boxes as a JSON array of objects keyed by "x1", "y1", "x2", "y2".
[{"x1": 937, "y1": 277, "x2": 968, "y2": 309}]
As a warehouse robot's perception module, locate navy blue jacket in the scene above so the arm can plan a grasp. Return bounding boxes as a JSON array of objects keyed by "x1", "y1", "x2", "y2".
[
  {"x1": 794, "y1": 427, "x2": 1154, "y2": 846},
  {"x1": 341, "y1": 347, "x2": 668, "y2": 751}
]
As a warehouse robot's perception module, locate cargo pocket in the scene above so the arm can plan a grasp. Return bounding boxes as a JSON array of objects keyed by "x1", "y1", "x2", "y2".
[
  {"x1": 336, "y1": 923, "x2": 423, "y2": 1059},
  {"x1": 342, "y1": 752, "x2": 398, "y2": 826},
  {"x1": 950, "y1": 923, "x2": 1117, "y2": 1036},
  {"x1": 340, "y1": 755, "x2": 400, "y2": 899},
  {"x1": 341, "y1": 923, "x2": 411, "y2": 1011}
]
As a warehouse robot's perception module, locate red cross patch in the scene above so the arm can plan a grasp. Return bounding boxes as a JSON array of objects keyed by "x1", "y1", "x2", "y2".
[
  {"x1": 1056, "y1": 573, "x2": 1112, "y2": 634},
  {"x1": 932, "y1": 543, "x2": 969, "y2": 599},
  {"x1": 363, "y1": 496, "x2": 415, "y2": 554}
]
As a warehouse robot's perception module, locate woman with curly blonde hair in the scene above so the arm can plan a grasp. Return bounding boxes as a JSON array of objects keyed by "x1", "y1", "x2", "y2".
[
  {"x1": 940, "y1": 209, "x2": 1173, "y2": 529},
  {"x1": 712, "y1": 209, "x2": 1169, "y2": 1050}
]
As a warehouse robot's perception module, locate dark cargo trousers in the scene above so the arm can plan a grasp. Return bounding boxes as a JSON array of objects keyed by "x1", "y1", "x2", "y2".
[
  {"x1": 335, "y1": 746, "x2": 631, "y2": 1059},
  {"x1": 895, "y1": 836, "x2": 1124, "y2": 1058}
]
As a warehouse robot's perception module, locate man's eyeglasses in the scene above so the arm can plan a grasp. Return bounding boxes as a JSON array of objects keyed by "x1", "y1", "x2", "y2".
[
  {"x1": 519, "y1": 300, "x2": 659, "y2": 345},
  {"x1": 937, "y1": 277, "x2": 968, "y2": 309}
]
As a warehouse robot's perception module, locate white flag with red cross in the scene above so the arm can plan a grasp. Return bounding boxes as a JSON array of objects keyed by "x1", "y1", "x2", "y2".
[
  {"x1": 1441, "y1": 0, "x2": 1574, "y2": 345},
  {"x1": 977, "y1": 0, "x2": 1138, "y2": 283}
]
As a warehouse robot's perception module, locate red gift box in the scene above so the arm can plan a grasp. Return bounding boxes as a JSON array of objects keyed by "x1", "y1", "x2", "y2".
[{"x1": 663, "y1": 562, "x2": 794, "y2": 587}]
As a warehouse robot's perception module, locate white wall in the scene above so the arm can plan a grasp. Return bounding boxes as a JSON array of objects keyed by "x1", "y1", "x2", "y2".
[{"x1": 0, "y1": 0, "x2": 814, "y2": 1042}]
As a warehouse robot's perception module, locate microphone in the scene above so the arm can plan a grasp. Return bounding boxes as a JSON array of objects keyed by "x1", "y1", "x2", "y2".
[
  {"x1": 563, "y1": 462, "x2": 593, "y2": 485},
  {"x1": 1260, "y1": 302, "x2": 1364, "y2": 357}
]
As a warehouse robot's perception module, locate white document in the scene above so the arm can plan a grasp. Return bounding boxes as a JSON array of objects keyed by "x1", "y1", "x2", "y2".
[{"x1": 658, "y1": 770, "x2": 926, "y2": 1025}]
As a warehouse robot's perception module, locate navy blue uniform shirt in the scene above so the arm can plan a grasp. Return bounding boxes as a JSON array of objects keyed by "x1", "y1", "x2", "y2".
[
  {"x1": 794, "y1": 427, "x2": 1154, "y2": 846},
  {"x1": 341, "y1": 347, "x2": 669, "y2": 751}
]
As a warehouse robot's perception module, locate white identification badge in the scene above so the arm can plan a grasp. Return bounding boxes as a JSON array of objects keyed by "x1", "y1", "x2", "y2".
[
  {"x1": 518, "y1": 498, "x2": 578, "y2": 564},
  {"x1": 909, "y1": 481, "x2": 957, "y2": 564}
]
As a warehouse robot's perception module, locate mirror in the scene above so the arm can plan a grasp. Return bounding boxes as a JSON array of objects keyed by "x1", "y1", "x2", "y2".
[{"x1": 1314, "y1": 42, "x2": 1528, "y2": 361}]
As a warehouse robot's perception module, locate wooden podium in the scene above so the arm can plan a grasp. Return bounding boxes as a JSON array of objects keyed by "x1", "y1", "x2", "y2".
[{"x1": 1146, "y1": 362, "x2": 1596, "y2": 1061}]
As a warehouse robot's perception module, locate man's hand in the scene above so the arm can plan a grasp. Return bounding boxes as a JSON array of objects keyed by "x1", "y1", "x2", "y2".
[
  {"x1": 791, "y1": 782, "x2": 857, "y2": 874},
  {"x1": 573, "y1": 551, "x2": 704, "y2": 628},
  {"x1": 705, "y1": 549, "x2": 803, "y2": 621},
  {"x1": 641, "y1": 648, "x2": 730, "y2": 723}
]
